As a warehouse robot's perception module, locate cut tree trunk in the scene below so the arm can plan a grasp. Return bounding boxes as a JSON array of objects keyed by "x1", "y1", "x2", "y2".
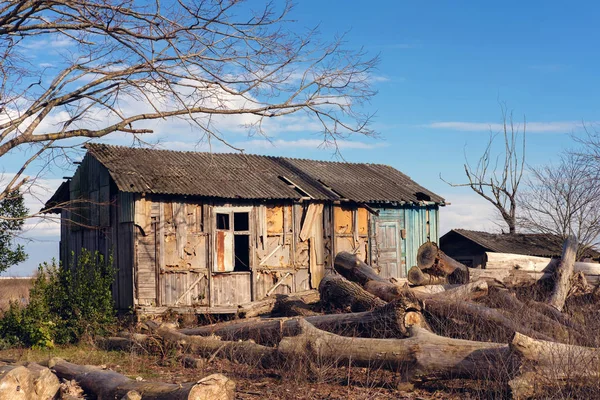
[
  {"x1": 416, "y1": 242, "x2": 470, "y2": 284},
  {"x1": 509, "y1": 332, "x2": 600, "y2": 399},
  {"x1": 146, "y1": 322, "x2": 278, "y2": 366},
  {"x1": 237, "y1": 290, "x2": 319, "y2": 318},
  {"x1": 483, "y1": 287, "x2": 588, "y2": 345},
  {"x1": 0, "y1": 363, "x2": 60, "y2": 400},
  {"x1": 50, "y1": 358, "x2": 235, "y2": 400},
  {"x1": 525, "y1": 299, "x2": 587, "y2": 336},
  {"x1": 363, "y1": 280, "x2": 405, "y2": 302},
  {"x1": 334, "y1": 251, "x2": 389, "y2": 285},
  {"x1": 408, "y1": 266, "x2": 448, "y2": 286},
  {"x1": 180, "y1": 298, "x2": 425, "y2": 343},
  {"x1": 318, "y1": 274, "x2": 385, "y2": 312},
  {"x1": 277, "y1": 319, "x2": 514, "y2": 382},
  {"x1": 420, "y1": 280, "x2": 489, "y2": 302},
  {"x1": 548, "y1": 235, "x2": 578, "y2": 311},
  {"x1": 422, "y1": 295, "x2": 557, "y2": 343},
  {"x1": 270, "y1": 293, "x2": 319, "y2": 317},
  {"x1": 484, "y1": 252, "x2": 600, "y2": 285}
]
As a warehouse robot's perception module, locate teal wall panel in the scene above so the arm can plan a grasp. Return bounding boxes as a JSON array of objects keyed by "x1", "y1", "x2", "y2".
[{"x1": 372, "y1": 205, "x2": 440, "y2": 277}]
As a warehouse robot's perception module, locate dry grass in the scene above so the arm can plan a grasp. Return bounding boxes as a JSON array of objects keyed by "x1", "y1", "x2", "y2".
[
  {"x1": 0, "y1": 344, "x2": 471, "y2": 399},
  {"x1": 0, "y1": 277, "x2": 33, "y2": 311}
]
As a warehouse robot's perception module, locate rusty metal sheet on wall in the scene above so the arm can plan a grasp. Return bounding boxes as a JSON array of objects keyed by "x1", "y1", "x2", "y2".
[
  {"x1": 266, "y1": 205, "x2": 284, "y2": 234},
  {"x1": 357, "y1": 207, "x2": 369, "y2": 235},
  {"x1": 216, "y1": 231, "x2": 233, "y2": 272},
  {"x1": 334, "y1": 205, "x2": 353, "y2": 234}
]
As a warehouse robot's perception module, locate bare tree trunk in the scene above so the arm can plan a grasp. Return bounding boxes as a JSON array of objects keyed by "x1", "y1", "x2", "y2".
[
  {"x1": 277, "y1": 319, "x2": 513, "y2": 382},
  {"x1": 50, "y1": 358, "x2": 235, "y2": 400}
]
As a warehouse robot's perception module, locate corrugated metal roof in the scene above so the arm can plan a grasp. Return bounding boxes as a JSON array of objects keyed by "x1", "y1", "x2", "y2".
[
  {"x1": 443, "y1": 229, "x2": 600, "y2": 258},
  {"x1": 82, "y1": 143, "x2": 445, "y2": 204}
]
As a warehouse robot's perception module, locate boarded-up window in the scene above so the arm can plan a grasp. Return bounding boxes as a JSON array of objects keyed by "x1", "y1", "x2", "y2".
[
  {"x1": 334, "y1": 205, "x2": 353, "y2": 234},
  {"x1": 266, "y1": 205, "x2": 284, "y2": 234}
]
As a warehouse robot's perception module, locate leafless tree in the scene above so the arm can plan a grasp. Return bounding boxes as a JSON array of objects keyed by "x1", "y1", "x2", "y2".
[
  {"x1": 442, "y1": 105, "x2": 526, "y2": 234},
  {"x1": 518, "y1": 153, "x2": 600, "y2": 258},
  {"x1": 0, "y1": 0, "x2": 378, "y2": 207}
]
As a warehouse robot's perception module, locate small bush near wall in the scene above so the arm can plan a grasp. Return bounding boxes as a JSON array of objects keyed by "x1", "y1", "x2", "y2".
[{"x1": 0, "y1": 249, "x2": 115, "y2": 348}]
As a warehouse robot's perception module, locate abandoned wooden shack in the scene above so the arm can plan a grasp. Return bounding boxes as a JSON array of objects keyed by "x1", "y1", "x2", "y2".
[
  {"x1": 44, "y1": 143, "x2": 445, "y2": 313},
  {"x1": 440, "y1": 229, "x2": 600, "y2": 269}
]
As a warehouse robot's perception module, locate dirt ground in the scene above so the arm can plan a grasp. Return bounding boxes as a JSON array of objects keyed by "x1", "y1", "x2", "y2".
[{"x1": 0, "y1": 344, "x2": 493, "y2": 399}]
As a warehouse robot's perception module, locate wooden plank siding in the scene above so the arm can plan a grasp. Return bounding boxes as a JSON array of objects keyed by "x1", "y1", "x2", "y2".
[{"x1": 59, "y1": 154, "x2": 439, "y2": 311}]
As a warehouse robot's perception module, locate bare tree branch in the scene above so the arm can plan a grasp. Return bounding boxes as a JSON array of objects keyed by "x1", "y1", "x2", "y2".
[
  {"x1": 0, "y1": 0, "x2": 379, "y2": 203},
  {"x1": 518, "y1": 152, "x2": 600, "y2": 258},
  {"x1": 441, "y1": 103, "x2": 526, "y2": 234}
]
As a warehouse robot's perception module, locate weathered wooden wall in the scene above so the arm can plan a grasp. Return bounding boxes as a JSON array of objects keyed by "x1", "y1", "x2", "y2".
[
  {"x1": 60, "y1": 156, "x2": 439, "y2": 311},
  {"x1": 59, "y1": 154, "x2": 135, "y2": 311},
  {"x1": 133, "y1": 196, "x2": 210, "y2": 308},
  {"x1": 131, "y1": 199, "x2": 349, "y2": 309}
]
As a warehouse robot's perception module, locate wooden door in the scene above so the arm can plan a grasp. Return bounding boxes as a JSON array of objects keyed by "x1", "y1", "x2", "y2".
[{"x1": 375, "y1": 220, "x2": 404, "y2": 278}]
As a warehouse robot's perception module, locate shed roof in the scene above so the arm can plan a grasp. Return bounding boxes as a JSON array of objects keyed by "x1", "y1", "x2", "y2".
[
  {"x1": 441, "y1": 229, "x2": 600, "y2": 258},
  {"x1": 76, "y1": 143, "x2": 444, "y2": 204}
]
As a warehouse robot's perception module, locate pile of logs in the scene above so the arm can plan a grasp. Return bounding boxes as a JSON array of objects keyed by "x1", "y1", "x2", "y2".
[
  {"x1": 0, "y1": 358, "x2": 235, "y2": 399},
  {"x1": 91, "y1": 234, "x2": 600, "y2": 399}
]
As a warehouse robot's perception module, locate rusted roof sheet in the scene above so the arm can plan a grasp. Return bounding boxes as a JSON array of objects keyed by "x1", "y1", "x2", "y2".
[
  {"x1": 82, "y1": 143, "x2": 444, "y2": 204},
  {"x1": 443, "y1": 229, "x2": 600, "y2": 258}
]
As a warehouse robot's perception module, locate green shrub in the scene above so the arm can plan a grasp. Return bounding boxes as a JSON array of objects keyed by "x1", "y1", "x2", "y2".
[{"x1": 0, "y1": 249, "x2": 116, "y2": 348}]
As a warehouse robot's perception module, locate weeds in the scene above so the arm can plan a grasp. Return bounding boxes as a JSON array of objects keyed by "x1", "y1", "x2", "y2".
[{"x1": 0, "y1": 249, "x2": 116, "y2": 348}]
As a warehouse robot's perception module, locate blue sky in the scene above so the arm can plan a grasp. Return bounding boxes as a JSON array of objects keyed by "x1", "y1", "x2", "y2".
[{"x1": 4, "y1": 0, "x2": 600, "y2": 275}]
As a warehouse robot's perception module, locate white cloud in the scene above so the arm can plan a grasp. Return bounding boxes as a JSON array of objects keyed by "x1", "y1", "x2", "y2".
[
  {"x1": 23, "y1": 36, "x2": 74, "y2": 50},
  {"x1": 425, "y1": 121, "x2": 586, "y2": 134},
  {"x1": 0, "y1": 174, "x2": 62, "y2": 238},
  {"x1": 438, "y1": 191, "x2": 502, "y2": 235}
]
